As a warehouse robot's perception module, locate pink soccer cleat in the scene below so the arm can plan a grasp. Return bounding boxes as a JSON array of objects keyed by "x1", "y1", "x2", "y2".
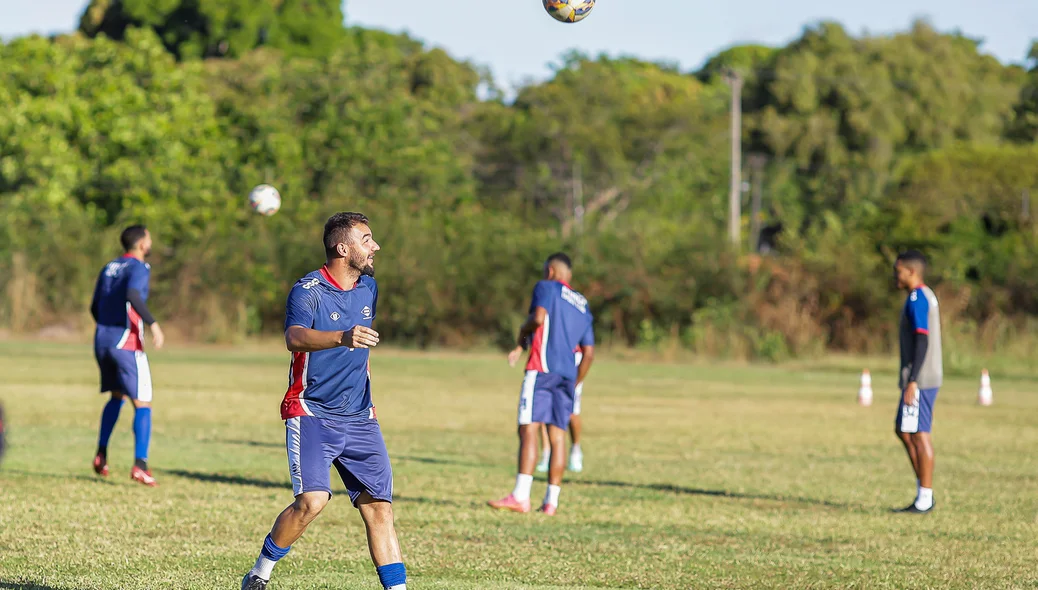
[
  {"x1": 130, "y1": 465, "x2": 158, "y2": 487},
  {"x1": 538, "y1": 504, "x2": 557, "y2": 516},
  {"x1": 488, "y1": 494, "x2": 530, "y2": 513},
  {"x1": 92, "y1": 453, "x2": 109, "y2": 477}
]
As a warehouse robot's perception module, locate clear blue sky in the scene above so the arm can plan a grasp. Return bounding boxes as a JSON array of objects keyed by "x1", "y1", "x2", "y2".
[{"x1": 3, "y1": 0, "x2": 1035, "y2": 92}]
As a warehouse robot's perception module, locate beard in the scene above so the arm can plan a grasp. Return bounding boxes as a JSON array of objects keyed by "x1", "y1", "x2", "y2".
[{"x1": 350, "y1": 251, "x2": 375, "y2": 277}]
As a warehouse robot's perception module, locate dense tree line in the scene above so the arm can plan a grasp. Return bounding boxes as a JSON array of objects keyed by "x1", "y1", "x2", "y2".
[{"x1": 1, "y1": 4, "x2": 1036, "y2": 365}]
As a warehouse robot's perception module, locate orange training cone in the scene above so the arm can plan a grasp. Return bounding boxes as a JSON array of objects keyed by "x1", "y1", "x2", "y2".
[
  {"x1": 978, "y1": 369, "x2": 993, "y2": 406},
  {"x1": 858, "y1": 369, "x2": 873, "y2": 407}
]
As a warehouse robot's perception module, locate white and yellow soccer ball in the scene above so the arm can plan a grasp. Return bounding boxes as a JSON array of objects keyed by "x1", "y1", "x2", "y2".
[
  {"x1": 248, "y1": 184, "x2": 281, "y2": 216},
  {"x1": 543, "y1": 0, "x2": 595, "y2": 23}
]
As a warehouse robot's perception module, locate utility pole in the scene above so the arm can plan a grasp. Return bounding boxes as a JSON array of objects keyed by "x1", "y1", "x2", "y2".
[
  {"x1": 748, "y1": 154, "x2": 766, "y2": 253},
  {"x1": 723, "y1": 69, "x2": 743, "y2": 247}
]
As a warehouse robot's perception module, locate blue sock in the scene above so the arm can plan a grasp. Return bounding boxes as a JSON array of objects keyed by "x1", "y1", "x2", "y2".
[
  {"x1": 98, "y1": 398, "x2": 124, "y2": 452},
  {"x1": 133, "y1": 406, "x2": 151, "y2": 463},
  {"x1": 251, "y1": 534, "x2": 291, "y2": 579},
  {"x1": 260, "y1": 534, "x2": 291, "y2": 561},
  {"x1": 376, "y1": 563, "x2": 406, "y2": 589}
]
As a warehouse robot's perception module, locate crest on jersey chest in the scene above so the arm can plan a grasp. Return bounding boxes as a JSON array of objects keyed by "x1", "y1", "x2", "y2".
[
  {"x1": 361, "y1": 306, "x2": 372, "y2": 320},
  {"x1": 330, "y1": 312, "x2": 340, "y2": 321}
]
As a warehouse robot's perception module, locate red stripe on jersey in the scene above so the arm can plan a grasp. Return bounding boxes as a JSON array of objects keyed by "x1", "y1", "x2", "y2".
[
  {"x1": 915, "y1": 328, "x2": 929, "y2": 334},
  {"x1": 281, "y1": 352, "x2": 311, "y2": 420},
  {"x1": 525, "y1": 325, "x2": 547, "y2": 373},
  {"x1": 120, "y1": 304, "x2": 144, "y2": 351}
]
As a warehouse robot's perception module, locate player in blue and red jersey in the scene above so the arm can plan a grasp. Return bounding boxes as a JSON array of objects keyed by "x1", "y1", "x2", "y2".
[
  {"x1": 490, "y1": 252, "x2": 595, "y2": 516},
  {"x1": 90, "y1": 225, "x2": 165, "y2": 487},
  {"x1": 241, "y1": 213, "x2": 407, "y2": 590}
]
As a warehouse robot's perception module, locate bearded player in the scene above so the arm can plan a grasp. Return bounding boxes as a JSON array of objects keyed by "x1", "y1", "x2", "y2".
[{"x1": 241, "y1": 212, "x2": 407, "y2": 590}]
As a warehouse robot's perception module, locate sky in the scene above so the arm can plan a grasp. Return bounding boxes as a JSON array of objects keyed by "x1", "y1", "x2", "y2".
[{"x1": 2, "y1": 0, "x2": 1036, "y2": 93}]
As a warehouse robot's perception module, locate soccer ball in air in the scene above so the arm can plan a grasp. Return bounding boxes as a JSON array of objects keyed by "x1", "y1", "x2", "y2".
[
  {"x1": 543, "y1": 0, "x2": 595, "y2": 23},
  {"x1": 248, "y1": 184, "x2": 281, "y2": 216}
]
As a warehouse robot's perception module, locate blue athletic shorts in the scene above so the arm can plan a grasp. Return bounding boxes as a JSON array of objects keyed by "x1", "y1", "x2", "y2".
[
  {"x1": 896, "y1": 387, "x2": 939, "y2": 433},
  {"x1": 95, "y1": 347, "x2": 153, "y2": 402},
  {"x1": 517, "y1": 371, "x2": 575, "y2": 430},
  {"x1": 285, "y1": 414, "x2": 393, "y2": 506}
]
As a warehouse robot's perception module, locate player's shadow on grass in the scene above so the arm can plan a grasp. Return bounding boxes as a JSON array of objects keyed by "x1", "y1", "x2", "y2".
[
  {"x1": 1, "y1": 470, "x2": 115, "y2": 486},
  {"x1": 160, "y1": 469, "x2": 472, "y2": 507},
  {"x1": 396, "y1": 455, "x2": 493, "y2": 469},
  {"x1": 0, "y1": 582, "x2": 65, "y2": 589},
  {"x1": 571, "y1": 479, "x2": 851, "y2": 509},
  {"x1": 204, "y1": 438, "x2": 283, "y2": 449}
]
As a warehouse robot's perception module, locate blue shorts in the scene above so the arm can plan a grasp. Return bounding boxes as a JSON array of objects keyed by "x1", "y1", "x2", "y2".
[
  {"x1": 896, "y1": 388, "x2": 939, "y2": 433},
  {"x1": 517, "y1": 371, "x2": 575, "y2": 430},
  {"x1": 95, "y1": 347, "x2": 153, "y2": 402},
  {"x1": 286, "y1": 414, "x2": 393, "y2": 506}
]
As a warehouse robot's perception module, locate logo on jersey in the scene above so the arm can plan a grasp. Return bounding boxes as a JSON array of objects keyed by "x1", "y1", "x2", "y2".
[
  {"x1": 361, "y1": 306, "x2": 372, "y2": 319},
  {"x1": 104, "y1": 261, "x2": 127, "y2": 278},
  {"x1": 560, "y1": 286, "x2": 588, "y2": 313},
  {"x1": 330, "y1": 312, "x2": 340, "y2": 321},
  {"x1": 301, "y1": 278, "x2": 320, "y2": 290}
]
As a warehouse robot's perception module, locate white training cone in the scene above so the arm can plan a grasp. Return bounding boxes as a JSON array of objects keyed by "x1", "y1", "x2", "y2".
[
  {"x1": 858, "y1": 369, "x2": 873, "y2": 406},
  {"x1": 978, "y1": 369, "x2": 993, "y2": 406}
]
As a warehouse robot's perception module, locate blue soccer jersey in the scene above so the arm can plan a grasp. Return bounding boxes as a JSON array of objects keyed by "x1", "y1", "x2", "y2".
[
  {"x1": 92, "y1": 255, "x2": 151, "y2": 351},
  {"x1": 281, "y1": 267, "x2": 378, "y2": 421},
  {"x1": 524, "y1": 280, "x2": 594, "y2": 381}
]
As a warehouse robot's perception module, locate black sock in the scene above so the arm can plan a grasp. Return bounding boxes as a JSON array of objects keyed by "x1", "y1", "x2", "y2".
[{"x1": 134, "y1": 458, "x2": 148, "y2": 471}]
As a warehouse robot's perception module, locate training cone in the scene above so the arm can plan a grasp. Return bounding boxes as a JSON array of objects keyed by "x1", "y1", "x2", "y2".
[
  {"x1": 978, "y1": 369, "x2": 993, "y2": 406},
  {"x1": 858, "y1": 369, "x2": 873, "y2": 406}
]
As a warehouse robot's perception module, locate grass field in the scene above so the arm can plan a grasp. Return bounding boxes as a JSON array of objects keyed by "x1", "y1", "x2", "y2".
[{"x1": 0, "y1": 340, "x2": 1036, "y2": 589}]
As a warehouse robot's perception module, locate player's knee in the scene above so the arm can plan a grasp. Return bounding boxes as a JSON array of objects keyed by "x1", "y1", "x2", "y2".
[{"x1": 293, "y1": 492, "x2": 329, "y2": 519}]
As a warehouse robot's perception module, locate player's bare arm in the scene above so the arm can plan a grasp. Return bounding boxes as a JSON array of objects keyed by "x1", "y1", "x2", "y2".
[
  {"x1": 516, "y1": 307, "x2": 547, "y2": 348},
  {"x1": 285, "y1": 325, "x2": 379, "y2": 352},
  {"x1": 575, "y1": 344, "x2": 594, "y2": 385}
]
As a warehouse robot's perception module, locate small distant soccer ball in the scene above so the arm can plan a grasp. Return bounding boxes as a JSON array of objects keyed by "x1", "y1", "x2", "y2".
[
  {"x1": 248, "y1": 184, "x2": 281, "y2": 216},
  {"x1": 543, "y1": 0, "x2": 595, "y2": 23}
]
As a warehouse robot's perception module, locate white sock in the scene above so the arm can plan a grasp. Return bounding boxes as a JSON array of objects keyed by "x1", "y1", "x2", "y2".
[
  {"x1": 544, "y1": 484, "x2": 561, "y2": 507},
  {"x1": 915, "y1": 487, "x2": 933, "y2": 510},
  {"x1": 250, "y1": 556, "x2": 277, "y2": 580},
  {"x1": 387, "y1": 585, "x2": 407, "y2": 590},
  {"x1": 570, "y1": 443, "x2": 582, "y2": 457},
  {"x1": 512, "y1": 473, "x2": 534, "y2": 502}
]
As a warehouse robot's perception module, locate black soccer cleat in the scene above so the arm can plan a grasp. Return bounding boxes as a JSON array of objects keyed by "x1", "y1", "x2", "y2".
[
  {"x1": 241, "y1": 574, "x2": 268, "y2": 590},
  {"x1": 895, "y1": 499, "x2": 935, "y2": 514}
]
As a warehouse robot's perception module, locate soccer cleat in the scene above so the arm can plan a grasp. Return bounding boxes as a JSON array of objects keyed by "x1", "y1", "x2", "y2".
[
  {"x1": 241, "y1": 574, "x2": 268, "y2": 590},
  {"x1": 535, "y1": 454, "x2": 550, "y2": 473},
  {"x1": 130, "y1": 465, "x2": 158, "y2": 487},
  {"x1": 567, "y1": 450, "x2": 583, "y2": 473},
  {"x1": 92, "y1": 453, "x2": 109, "y2": 477},
  {"x1": 896, "y1": 499, "x2": 935, "y2": 514},
  {"x1": 488, "y1": 494, "x2": 531, "y2": 513},
  {"x1": 537, "y1": 503, "x2": 557, "y2": 516}
]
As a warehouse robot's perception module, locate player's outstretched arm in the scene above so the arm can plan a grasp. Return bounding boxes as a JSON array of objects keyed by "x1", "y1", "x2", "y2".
[
  {"x1": 575, "y1": 345, "x2": 595, "y2": 385},
  {"x1": 285, "y1": 325, "x2": 379, "y2": 353}
]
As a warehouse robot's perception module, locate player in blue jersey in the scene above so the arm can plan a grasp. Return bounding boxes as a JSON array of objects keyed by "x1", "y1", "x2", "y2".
[
  {"x1": 490, "y1": 252, "x2": 595, "y2": 516},
  {"x1": 90, "y1": 225, "x2": 165, "y2": 487},
  {"x1": 242, "y1": 213, "x2": 407, "y2": 590},
  {"x1": 893, "y1": 250, "x2": 943, "y2": 514}
]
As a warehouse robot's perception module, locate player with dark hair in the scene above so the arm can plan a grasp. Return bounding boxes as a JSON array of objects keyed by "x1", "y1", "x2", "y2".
[
  {"x1": 893, "y1": 249, "x2": 943, "y2": 514},
  {"x1": 242, "y1": 212, "x2": 407, "y2": 590},
  {"x1": 491, "y1": 252, "x2": 595, "y2": 515},
  {"x1": 90, "y1": 224, "x2": 165, "y2": 486}
]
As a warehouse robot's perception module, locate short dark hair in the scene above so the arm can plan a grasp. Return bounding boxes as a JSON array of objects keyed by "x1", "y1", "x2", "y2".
[
  {"x1": 324, "y1": 212, "x2": 370, "y2": 258},
  {"x1": 896, "y1": 249, "x2": 927, "y2": 268},
  {"x1": 120, "y1": 225, "x2": 148, "y2": 251},
  {"x1": 545, "y1": 252, "x2": 572, "y2": 269}
]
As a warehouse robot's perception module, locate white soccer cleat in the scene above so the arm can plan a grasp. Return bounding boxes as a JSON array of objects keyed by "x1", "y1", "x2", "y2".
[{"x1": 567, "y1": 450, "x2": 583, "y2": 473}]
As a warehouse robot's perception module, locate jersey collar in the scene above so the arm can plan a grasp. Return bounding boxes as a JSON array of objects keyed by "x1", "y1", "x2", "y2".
[
  {"x1": 320, "y1": 265, "x2": 360, "y2": 290},
  {"x1": 556, "y1": 279, "x2": 573, "y2": 289}
]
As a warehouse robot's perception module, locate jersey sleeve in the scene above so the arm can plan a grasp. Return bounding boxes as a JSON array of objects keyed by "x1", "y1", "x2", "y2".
[
  {"x1": 907, "y1": 290, "x2": 929, "y2": 334},
  {"x1": 529, "y1": 281, "x2": 553, "y2": 313},
  {"x1": 127, "y1": 263, "x2": 150, "y2": 300},
  {"x1": 579, "y1": 322, "x2": 595, "y2": 347},
  {"x1": 284, "y1": 283, "x2": 319, "y2": 330},
  {"x1": 370, "y1": 279, "x2": 379, "y2": 318}
]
